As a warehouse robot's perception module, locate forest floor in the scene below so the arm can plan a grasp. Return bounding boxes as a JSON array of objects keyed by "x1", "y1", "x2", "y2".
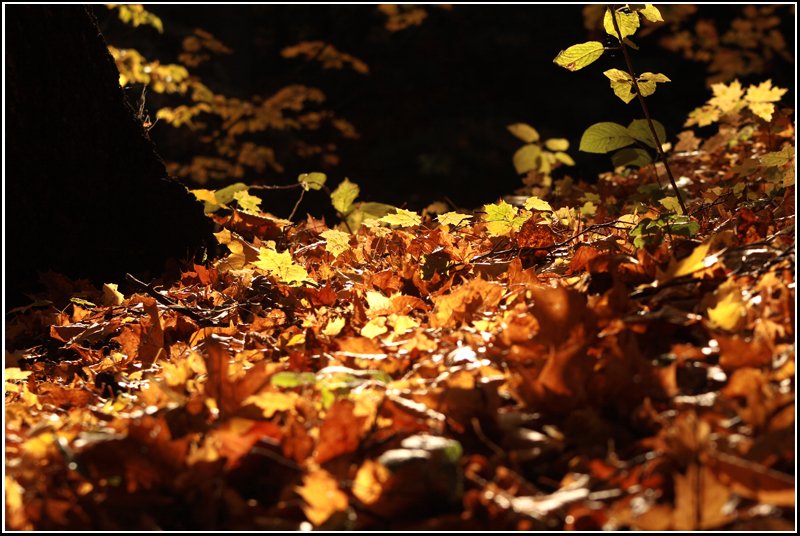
[{"x1": 4, "y1": 109, "x2": 796, "y2": 530}]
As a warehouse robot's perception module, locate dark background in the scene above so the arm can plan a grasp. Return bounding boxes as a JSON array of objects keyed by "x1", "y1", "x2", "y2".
[
  {"x1": 96, "y1": 5, "x2": 795, "y2": 215},
  {"x1": 96, "y1": 4, "x2": 794, "y2": 215}
]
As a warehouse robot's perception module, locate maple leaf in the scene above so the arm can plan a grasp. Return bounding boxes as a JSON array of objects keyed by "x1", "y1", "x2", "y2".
[
  {"x1": 297, "y1": 469, "x2": 348, "y2": 526},
  {"x1": 253, "y1": 246, "x2": 308, "y2": 285},
  {"x1": 744, "y1": 80, "x2": 787, "y2": 121},
  {"x1": 657, "y1": 241, "x2": 715, "y2": 283},
  {"x1": 437, "y1": 211, "x2": 472, "y2": 228},
  {"x1": 361, "y1": 317, "x2": 388, "y2": 339},
  {"x1": 708, "y1": 79, "x2": 744, "y2": 114},
  {"x1": 379, "y1": 208, "x2": 422, "y2": 227},
  {"x1": 483, "y1": 200, "x2": 528, "y2": 237},
  {"x1": 523, "y1": 196, "x2": 552, "y2": 212},
  {"x1": 320, "y1": 228, "x2": 351, "y2": 257},
  {"x1": 706, "y1": 281, "x2": 745, "y2": 331},
  {"x1": 232, "y1": 189, "x2": 262, "y2": 214}
]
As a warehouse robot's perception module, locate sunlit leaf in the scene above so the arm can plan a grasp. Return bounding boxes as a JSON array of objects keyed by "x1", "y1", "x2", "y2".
[
  {"x1": 636, "y1": 4, "x2": 663, "y2": 22},
  {"x1": 553, "y1": 41, "x2": 605, "y2": 71},
  {"x1": 297, "y1": 469, "x2": 348, "y2": 526},
  {"x1": 628, "y1": 118, "x2": 667, "y2": 149},
  {"x1": 320, "y1": 229, "x2": 351, "y2": 257},
  {"x1": 513, "y1": 144, "x2": 542, "y2": 174},
  {"x1": 707, "y1": 281, "x2": 745, "y2": 331},
  {"x1": 242, "y1": 390, "x2": 297, "y2": 418},
  {"x1": 483, "y1": 200, "x2": 527, "y2": 237},
  {"x1": 253, "y1": 247, "x2": 309, "y2": 285},
  {"x1": 554, "y1": 151, "x2": 575, "y2": 166},
  {"x1": 232, "y1": 190, "x2": 262, "y2": 214},
  {"x1": 604, "y1": 68, "x2": 636, "y2": 103},
  {"x1": 361, "y1": 317, "x2": 389, "y2": 339},
  {"x1": 523, "y1": 196, "x2": 552, "y2": 212},
  {"x1": 379, "y1": 208, "x2": 422, "y2": 227},
  {"x1": 437, "y1": 211, "x2": 472, "y2": 228},
  {"x1": 544, "y1": 138, "x2": 569, "y2": 152},
  {"x1": 507, "y1": 123, "x2": 540, "y2": 143},
  {"x1": 603, "y1": 7, "x2": 640, "y2": 40},
  {"x1": 658, "y1": 241, "x2": 713, "y2": 282},
  {"x1": 4, "y1": 368, "x2": 33, "y2": 382},
  {"x1": 331, "y1": 178, "x2": 360, "y2": 214},
  {"x1": 298, "y1": 172, "x2": 327, "y2": 191},
  {"x1": 659, "y1": 196, "x2": 684, "y2": 214},
  {"x1": 322, "y1": 316, "x2": 346, "y2": 336},
  {"x1": 579, "y1": 122, "x2": 635, "y2": 153}
]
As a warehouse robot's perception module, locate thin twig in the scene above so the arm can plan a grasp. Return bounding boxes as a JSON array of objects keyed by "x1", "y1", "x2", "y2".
[
  {"x1": 125, "y1": 273, "x2": 212, "y2": 324},
  {"x1": 609, "y1": 5, "x2": 687, "y2": 214}
]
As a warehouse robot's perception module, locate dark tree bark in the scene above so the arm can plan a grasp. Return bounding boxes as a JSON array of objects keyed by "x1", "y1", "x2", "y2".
[{"x1": 5, "y1": 5, "x2": 213, "y2": 309}]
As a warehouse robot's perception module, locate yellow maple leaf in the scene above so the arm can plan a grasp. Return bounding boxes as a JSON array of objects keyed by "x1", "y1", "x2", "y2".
[
  {"x1": 297, "y1": 470, "x2": 349, "y2": 526},
  {"x1": 242, "y1": 390, "x2": 297, "y2": 418},
  {"x1": 708, "y1": 80, "x2": 744, "y2": 114},
  {"x1": 657, "y1": 242, "x2": 717, "y2": 283},
  {"x1": 352, "y1": 459, "x2": 391, "y2": 505},
  {"x1": 706, "y1": 281, "x2": 745, "y2": 331},
  {"x1": 320, "y1": 229, "x2": 351, "y2": 258},
  {"x1": 253, "y1": 247, "x2": 308, "y2": 285},
  {"x1": 361, "y1": 317, "x2": 388, "y2": 339}
]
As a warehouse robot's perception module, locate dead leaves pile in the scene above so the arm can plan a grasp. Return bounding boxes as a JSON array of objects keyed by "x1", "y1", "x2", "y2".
[{"x1": 5, "y1": 125, "x2": 795, "y2": 530}]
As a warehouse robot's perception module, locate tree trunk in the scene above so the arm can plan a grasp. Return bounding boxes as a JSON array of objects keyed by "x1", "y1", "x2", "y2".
[{"x1": 5, "y1": 5, "x2": 213, "y2": 309}]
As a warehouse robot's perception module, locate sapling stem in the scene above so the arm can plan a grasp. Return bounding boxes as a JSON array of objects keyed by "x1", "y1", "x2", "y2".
[{"x1": 608, "y1": 5, "x2": 688, "y2": 214}]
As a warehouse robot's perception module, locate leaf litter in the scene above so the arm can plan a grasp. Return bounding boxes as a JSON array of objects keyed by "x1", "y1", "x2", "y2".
[{"x1": 4, "y1": 111, "x2": 795, "y2": 530}]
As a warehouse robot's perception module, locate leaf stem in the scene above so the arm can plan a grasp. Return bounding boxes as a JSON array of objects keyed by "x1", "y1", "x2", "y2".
[
  {"x1": 288, "y1": 189, "x2": 305, "y2": 221},
  {"x1": 608, "y1": 5, "x2": 687, "y2": 214}
]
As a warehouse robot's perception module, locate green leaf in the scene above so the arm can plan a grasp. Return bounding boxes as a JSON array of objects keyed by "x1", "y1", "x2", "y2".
[
  {"x1": 320, "y1": 229, "x2": 351, "y2": 257},
  {"x1": 483, "y1": 200, "x2": 527, "y2": 237},
  {"x1": 760, "y1": 145, "x2": 794, "y2": 167},
  {"x1": 553, "y1": 41, "x2": 605, "y2": 71},
  {"x1": 627, "y1": 119, "x2": 667, "y2": 149},
  {"x1": 298, "y1": 172, "x2": 327, "y2": 191},
  {"x1": 232, "y1": 190, "x2": 262, "y2": 214},
  {"x1": 659, "y1": 196, "x2": 684, "y2": 214},
  {"x1": 253, "y1": 247, "x2": 309, "y2": 285},
  {"x1": 437, "y1": 211, "x2": 473, "y2": 228},
  {"x1": 379, "y1": 208, "x2": 422, "y2": 227},
  {"x1": 331, "y1": 178, "x2": 360, "y2": 214},
  {"x1": 271, "y1": 371, "x2": 316, "y2": 388},
  {"x1": 604, "y1": 69, "x2": 636, "y2": 103},
  {"x1": 544, "y1": 138, "x2": 569, "y2": 152},
  {"x1": 512, "y1": 144, "x2": 541, "y2": 174},
  {"x1": 523, "y1": 196, "x2": 552, "y2": 212},
  {"x1": 579, "y1": 122, "x2": 635, "y2": 153},
  {"x1": 666, "y1": 215, "x2": 700, "y2": 237},
  {"x1": 604, "y1": 7, "x2": 640, "y2": 40},
  {"x1": 612, "y1": 147, "x2": 652, "y2": 168},
  {"x1": 507, "y1": 123, "x2": 540, "y2": 143}
]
